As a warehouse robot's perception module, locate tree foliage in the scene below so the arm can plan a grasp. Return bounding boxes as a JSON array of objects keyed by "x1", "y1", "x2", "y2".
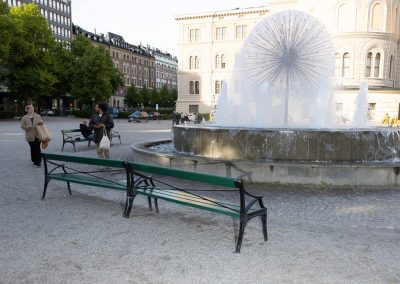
[
  {"x1": 70, "y1": 35, "x2": 123, "y2": 105},
  {"x1": 124, "y1": 85, "x2": 142, "y2": 109},
  {"x1": 6, "y1": 3, "x2": 57, "y2": 102},
  {"x1": 0, "y1": 2, "x2": 13, "y2": 67}
]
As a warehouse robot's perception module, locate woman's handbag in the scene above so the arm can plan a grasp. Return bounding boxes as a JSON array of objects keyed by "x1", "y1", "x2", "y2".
[
  {"x1": 99, "y1": 128, "x2": 110, "y2": 151},
  {"x1": 36, "y1": 124, "x2": 52, "y2": 142}
]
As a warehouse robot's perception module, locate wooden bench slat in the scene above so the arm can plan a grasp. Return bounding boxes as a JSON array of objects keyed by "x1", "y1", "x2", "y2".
[
  {"x1": 43, "y1": 153, "x2": 126, "y2": 168},
  {"x1": 131, "y1": 162, "x2": 237, "y2": 188},
  {"x1": 50, "y1": 173, "x2": 126, "y2": 191},
  {"x1": 135, "y1": 187, "x2": 242, "y2": 218}
]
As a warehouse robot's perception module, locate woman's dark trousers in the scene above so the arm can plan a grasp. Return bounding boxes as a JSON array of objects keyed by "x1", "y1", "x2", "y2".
[{"x1": 28, "y1": 137, "x2": 42, "y2": 165}]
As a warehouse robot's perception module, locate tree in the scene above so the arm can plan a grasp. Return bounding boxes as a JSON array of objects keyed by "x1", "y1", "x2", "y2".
[
  {"x1": 70, "y1": 35, "x2": 123, "y2": 105},
  {"x1": 170, "y1": 88, "x2": 178, "y2": 108},
  {"x1": 124, "y1": 85, "x2": 142, "y2": 109},
  {"x1": 158, "y1": 85, "x2": 170, "y2": 106},
  {"x1": 139, "y1": 85, "x2": 150, "y2": 107},
  {"x1": 150, "y1": 88, "x2": 160, "y2": 108},
  {"x1": 0, "y1": 2, "x2": 14, "y2": 67},
  {"x1": 50, "y1": 42, "x2": 75, "y2": 98},
  {"x1": 6, "y1": 3, "x2": 57, "y2": 103}
]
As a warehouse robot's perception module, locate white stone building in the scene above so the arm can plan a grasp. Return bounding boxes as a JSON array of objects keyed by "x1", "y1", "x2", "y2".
[{"x1": 176, "y1": 0, "x2": 400, "y2": 123}]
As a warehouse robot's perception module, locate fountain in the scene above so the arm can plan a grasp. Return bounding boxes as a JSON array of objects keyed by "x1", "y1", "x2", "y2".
[{"x1": 133, "y1": 10, "x2": 400, "y2": 186}]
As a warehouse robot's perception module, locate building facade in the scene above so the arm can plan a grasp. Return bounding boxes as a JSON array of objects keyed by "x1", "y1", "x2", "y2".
[
  {"x1": 6, "y1": 0, "x2": 72, "y2": 45},
  {"x1": 73, "y1": 25, "x2": 178, "y2": 110},
  {"x1": 175, "y1": 7, "x2": 269, "y2": 114},
  {"x1": 152, "y1": 49, "x2": 178, "y2": 91},
  {"x1": 176, "y1": 1, "x2": 400, "y2": 123}
]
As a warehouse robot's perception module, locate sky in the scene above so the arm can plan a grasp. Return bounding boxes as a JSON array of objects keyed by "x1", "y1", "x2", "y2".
[{"x1": 71, "y1": 0, "x2": 268, "y2": 55}]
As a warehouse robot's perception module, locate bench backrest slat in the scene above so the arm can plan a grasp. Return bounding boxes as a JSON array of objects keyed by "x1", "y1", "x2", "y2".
[
  {"x1": 130, "y1": 162, "x2": 237, "y2": 188},
  {"x1": 42, "y1": 153, "x2": 126, "y2": 168},
  {"x1": 61, "y1": 129, "x2": 81, "y2": 133}
]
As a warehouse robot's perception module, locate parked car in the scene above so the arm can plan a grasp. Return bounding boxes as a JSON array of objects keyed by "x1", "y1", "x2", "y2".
[
  {"x1": 41, "y1": 109, "x2": 54, "y2": 116},
  {"x1": 149, "y1": 112, "x2": 160, "y2": 120},
  {"x1": 128, "y1": 111, "x2": 149, "y2": 122},
  {"x1": 109, "y1": 107, "x2": 119, "y2": 118}
]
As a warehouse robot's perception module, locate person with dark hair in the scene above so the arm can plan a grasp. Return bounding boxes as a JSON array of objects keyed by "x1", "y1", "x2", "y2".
[
  {"x1": 79, "y1": 119, "x2": 94, "y2": 141},
  {"x1": 89, "y1": 102, "x2": 114, "y2": 158},
  {"x1": 20, "y1": 104, "x2": 44, "y2": 166}
]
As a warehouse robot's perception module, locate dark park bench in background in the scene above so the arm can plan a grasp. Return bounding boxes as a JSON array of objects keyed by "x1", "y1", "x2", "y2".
[{"x1": 61, "y1": 129, "x2": 121, "y2": 151}]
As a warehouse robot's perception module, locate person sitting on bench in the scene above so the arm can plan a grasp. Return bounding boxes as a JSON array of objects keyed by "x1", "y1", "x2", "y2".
[{"x1": 79, "y1": 119, "x2": 94, "y2": 141}]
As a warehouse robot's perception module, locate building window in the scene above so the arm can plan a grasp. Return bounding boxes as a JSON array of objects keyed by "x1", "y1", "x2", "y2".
[
  {"x1": 215, "y1": 80, "x2": 221, "y2": 94},
  {"x1": 334, "y1": 53, "x2": 341, "y2": 77},
  {"x1": 215, "y1": 55, "x2": 221, "y2": 69},
  {"x1": 215, "y1": 54, "x2": 226, "y2": 69},
  {"x1": 189, "y1": 29, "x2": 200, "y2": 42},
  {"x1": 342, "y1": 53, "x2": 350, "y2": 77},
  {"x1": 389, "y1": 55, "x2": 394, "y2": 79},
  {"x1": 195, "y1": 81, "x2": 200, "y2": 94},
  {"x1": 365, "y1": 52, "x2": 372, "y2": 77},
  {"x1": 394, "y1": 7, "x2": 399, "y2": 35},
  {"x1": 368, "y1": 103, "x2": 376, "y2": 120},
  {"x1": 189, "y1": 105, "x2": 199, "y2": 114},
  {"x1": 189, "y1": 81, "x2": 195, "y2": 94},
  {"x1": 221, "y1": 54, "x2": 226, "y2": 69},
  {"x1": 189, "y1": 56, "x2": 194, "y2": 69},
  {"x1": 374, "y1": 53, "x2": 381, "y2": 77},
  {"x1": 216, "y1": 27, "x2": 227, "y2": 40},
  {"x1": 195, "y1": 56, "x2": 199, "y2": 69},
  {"x1": 371, "y1": 2, "x2": 383, "y2": 31},
  {"x1": 235, "y1": 25, "x2": 246, "y2": 39}
]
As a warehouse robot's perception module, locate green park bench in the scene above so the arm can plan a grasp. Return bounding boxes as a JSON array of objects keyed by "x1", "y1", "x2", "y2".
[
  {"x1": 41, "y1": 153, "x2": 133, "y2": 218},
  {"x1": 40, "y1": 153, "x2": 268, "y2": 252},
  {"x1": 127, "y1": 162, "x2": 268, "y2": 253},
  {"x1": 61, "y1": 129, "x2": 121, "y2": 151}
]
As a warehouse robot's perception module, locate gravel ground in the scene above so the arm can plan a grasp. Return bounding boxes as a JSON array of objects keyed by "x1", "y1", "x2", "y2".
[{"x1": 0, "y1": 117, "x2": 399, "y2": 284}]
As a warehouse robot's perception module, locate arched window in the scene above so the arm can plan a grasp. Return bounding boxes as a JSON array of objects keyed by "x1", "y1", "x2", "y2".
[
  {"x1": 371, "y1": 2, "x2": 383, "y2": 30},
  {"x1": 394, "y1": 7, "x2": 399, "y2": 34},
  {"x1": 215, "y1": 81, "x2": 221, "y2": 94},
  {"x1": 215, "y1": 55, "x2": 221, "y2": 69},
  {"x1": 189, "y1": 56, "x2": 193, "y2": 69},
  {"x1": 365, "y1": 52, "x2": 372, "y2": 77},
  {"x1": 374, "y1": 53, "x2": 381, "y2": 77},
  {"x1": 195, "y1": 81, "x2": 200, "y2": 94},
  {"x1": 389, "y1": 55, "x2": 394, "y2": 79},
  {"x1": 195, "y1": 56, "x2": 199, "y2": 69},
  {"x1": 342, "y1": 53, "x2": 350, "y2": 77},
  {"x1": 221, "y1": 55, "x2": 226, "y2": 69},
  {"x1": 337, "y1": 3, "x2": 354, "y2": 32},
  {"x1": 189, "y1": 81, "x2": 194, "y2": 94},
  {"x1": 334, "y1": 53, "x2": 341, "y2": 77}
]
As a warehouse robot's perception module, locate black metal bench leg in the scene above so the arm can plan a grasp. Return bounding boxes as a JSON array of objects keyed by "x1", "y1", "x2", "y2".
[
  {"x1": 124, "y1": 194, "x2": 136, "y2": 218},
  {"x1": 147, "y1": 196, "x2": 153, "y2": 211},
  {"x1": 261, "y1": 210, "x2": 268, "y2": 241},
  {"x1": 66, "y1": 181, "x2": 72, "y2": 196},
  {"x1": 42, "y1": 179, "x2": 50, "y2": 200},
  {"x1": 154, "y1": 198, "x2": 159, "y2": 213},
  {"x1": 73, "y1": 142, "x2": 76, "y2": 152},
  {"x1": 235, "y1": 218, "x2": 248, "y2": 253}
]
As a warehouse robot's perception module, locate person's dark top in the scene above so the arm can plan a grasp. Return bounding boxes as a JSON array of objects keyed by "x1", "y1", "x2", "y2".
[
  {"x1": 79, "y1": 124, "x2": 93, "y2": 139},
  {"x1": 89, "y1": 113, "x2": 114, "y2": 144}
]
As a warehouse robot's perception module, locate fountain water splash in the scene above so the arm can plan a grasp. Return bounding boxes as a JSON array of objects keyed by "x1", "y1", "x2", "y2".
[{"x1": 216, "y1": 10, "x2": 336, "y2": 128}]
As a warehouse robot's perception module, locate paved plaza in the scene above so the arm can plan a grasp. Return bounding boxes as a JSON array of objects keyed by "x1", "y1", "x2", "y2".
[{"x1": 0, "y1": 117, "x2": 400, "y2": 283}]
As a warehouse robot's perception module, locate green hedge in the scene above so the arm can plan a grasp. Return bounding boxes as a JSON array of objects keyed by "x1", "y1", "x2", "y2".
[
  {"x1": 74, "y1": 109, "x2": 94, "y2": 118},
  {"x1": 0, "y1": 111, "x2": 17, "y2": 119}
]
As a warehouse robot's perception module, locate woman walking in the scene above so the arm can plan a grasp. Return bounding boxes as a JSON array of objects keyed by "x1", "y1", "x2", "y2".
[
  {"x1": 89, "y1": 102, "x2": 114, "y2": 159},
  {"x1": 21, "y1": 104, "x2": 44, "y2": 166}
]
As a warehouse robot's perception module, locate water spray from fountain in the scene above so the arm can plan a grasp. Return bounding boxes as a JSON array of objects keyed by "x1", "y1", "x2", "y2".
[{"x1": 216, "y1": 10, "x2": 338, "y2": 128}]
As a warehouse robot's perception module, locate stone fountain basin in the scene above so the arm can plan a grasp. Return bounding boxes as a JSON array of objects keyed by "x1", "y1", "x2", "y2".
[{"x1": 172, "y1": 125, "x2": 400, "y2": 162}]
